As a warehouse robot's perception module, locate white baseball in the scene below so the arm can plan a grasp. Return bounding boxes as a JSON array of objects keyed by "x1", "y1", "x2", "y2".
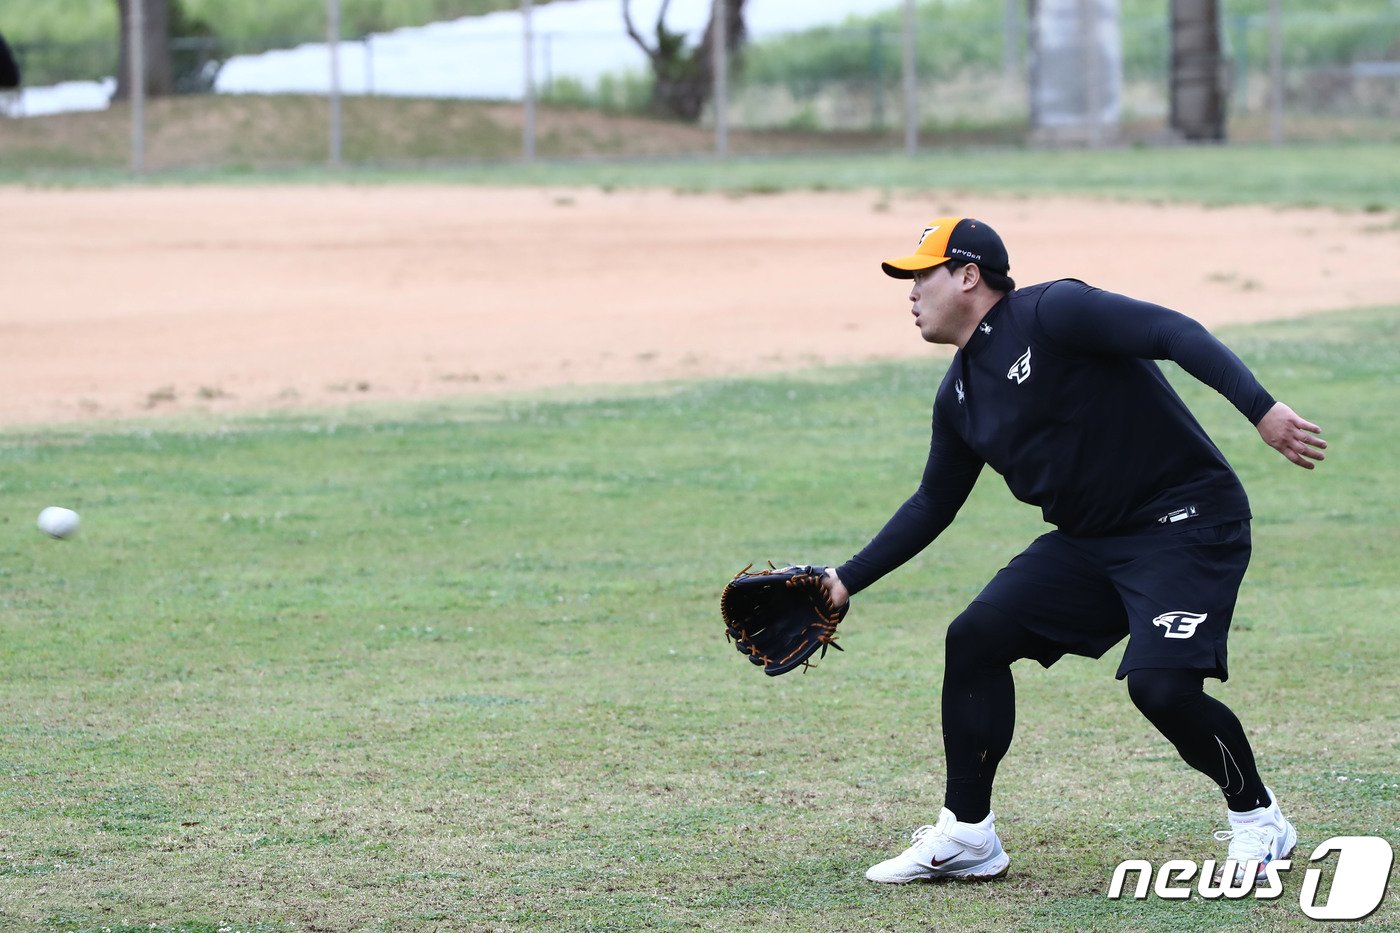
[{"x1": 37, "y1": 506, "x2": 81, "y2": 539}]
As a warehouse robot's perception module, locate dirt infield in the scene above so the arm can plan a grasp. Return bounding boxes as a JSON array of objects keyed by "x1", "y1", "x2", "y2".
[{"x1": 3, "y1": 185, "x2": 1397, "y2": 426}]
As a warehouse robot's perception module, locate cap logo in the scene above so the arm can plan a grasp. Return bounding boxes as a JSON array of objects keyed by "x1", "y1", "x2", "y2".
[
  {"x1": 949, "y1": 247, "x2": 982, "y2": 261},
  {"x1": 918, "y1": 225, "x2": 940, "y2": 246}
]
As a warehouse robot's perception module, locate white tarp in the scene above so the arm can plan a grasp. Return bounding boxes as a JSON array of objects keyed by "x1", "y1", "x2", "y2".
[
  {"x1": 216, "y1": 0, "x2": 904, "y2": 98},
  {"x1": 12, "y1": 0, "x2": 903, "y2": 115}
]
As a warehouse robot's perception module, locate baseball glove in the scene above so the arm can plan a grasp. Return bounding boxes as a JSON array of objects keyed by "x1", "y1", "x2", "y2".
[{"x1": 721, "y1": 563, "x2": 848, "y2": 676}]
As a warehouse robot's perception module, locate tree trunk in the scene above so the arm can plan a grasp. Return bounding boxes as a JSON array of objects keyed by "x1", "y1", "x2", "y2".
[
  {"x1": 115, "y1": 0, "x2": 175, "y2": 100},
  {"x1": 624, "y1": 0, "x2": 747, "y2": 122},
  {"x1": 0, "y1": 32, "x2": 20, "y2": 88},
  {"x1": 1169, "y1": 0, "x2": 1227, "y2": 140}
]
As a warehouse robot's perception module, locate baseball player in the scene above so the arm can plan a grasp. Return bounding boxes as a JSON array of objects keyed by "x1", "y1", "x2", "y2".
[{"x1": 823, "y1": 217, "x2": 1324, "y2": 883}]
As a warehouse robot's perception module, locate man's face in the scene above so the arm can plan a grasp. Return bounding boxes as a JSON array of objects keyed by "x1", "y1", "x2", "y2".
[{"x1": 908, "y1": 263, "x2": 961, "y2": 344}]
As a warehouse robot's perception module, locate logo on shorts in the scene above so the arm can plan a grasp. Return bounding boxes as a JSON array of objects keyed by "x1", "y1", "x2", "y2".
[
  {"x1": 1007, "y1": 347, "x2": 1032, "y2": 384},
  {"x1": 1152, "y1": 610, "x2": 1208, "y2": 639}
]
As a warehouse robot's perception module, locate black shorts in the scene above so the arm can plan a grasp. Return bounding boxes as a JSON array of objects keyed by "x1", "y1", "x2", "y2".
[{"x1": 973, "y1": 520, "x2": 1252, "y2": 681}]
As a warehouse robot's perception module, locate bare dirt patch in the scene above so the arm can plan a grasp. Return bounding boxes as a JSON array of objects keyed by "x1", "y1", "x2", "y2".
[{"x1": 3, "y1": 185, "x2": 1397, "y2": 426}]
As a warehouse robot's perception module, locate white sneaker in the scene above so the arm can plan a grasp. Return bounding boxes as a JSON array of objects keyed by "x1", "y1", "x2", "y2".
[
  {"x1": 865, "y1": 807, "x2": 1011, "y2": 883},
  {"x1": 1213, "y1": 787, "x2": 1298, "y2": 882}
]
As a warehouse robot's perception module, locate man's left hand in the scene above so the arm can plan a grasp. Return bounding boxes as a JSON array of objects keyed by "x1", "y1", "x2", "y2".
[{"x1": 1257, "y1": 401, "x2": 1327, "y2": 469}]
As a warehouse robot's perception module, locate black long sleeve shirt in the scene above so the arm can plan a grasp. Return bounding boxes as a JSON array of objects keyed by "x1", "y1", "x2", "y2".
[{"x1": 835, "y1": 279, "x2": 1275, "y2": 595}]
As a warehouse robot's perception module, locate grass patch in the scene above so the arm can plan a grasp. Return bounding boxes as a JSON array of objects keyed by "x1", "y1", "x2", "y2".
[
  {"x1": 5, "y1": 122, "x2": 1400, "y2": 214},
  {"x1": 0, "y1": 94, "x2": 905, "y2": 175},
  {"x1": 0, "y1": 307, "x2": 1395, "y2": 930}
]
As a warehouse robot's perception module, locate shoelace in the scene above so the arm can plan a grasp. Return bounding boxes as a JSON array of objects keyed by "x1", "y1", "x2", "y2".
[
  {"x1": 1213, "y1": 825, "x2": 1273, "y2": 861},
  {"x1": 909, "y1": 816, "x2": 956, "y2": 849}
]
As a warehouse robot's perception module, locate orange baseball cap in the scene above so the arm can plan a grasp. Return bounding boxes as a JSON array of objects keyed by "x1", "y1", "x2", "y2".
[{"x1": 881, "y1": 217, "x2": 1010, "y2": 278}]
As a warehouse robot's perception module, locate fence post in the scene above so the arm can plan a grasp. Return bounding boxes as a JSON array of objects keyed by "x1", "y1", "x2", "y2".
[
  {"x1": 542, "y1": 32, "x2": 552, "y2": 95},
  {"x1": 1228, "y1": 13, "x2": 1248, "y2": 113},
  {"x1": 1268, "y1": 0, "x2": 1283, "y2": 144},
  {"x1": 871, "y1": 24, "x2": 885, "y2": 130},
  {"x1": 523, "y1": 0, "x2": 536, "y2": 160},
  {"x1": 130, "y1": 0, "x2": 146, "y2": 174},
  {"x1": 902, "y1": 0, "x2": 917, "y2": 155},
  {"x1": 1080, "y1": 0, "x2": 1104, "y2": 147},
  {"x1": 327, "y1": 0, "x2": 343, "y2": 167},
  {"x1": 364, "y1": 35, "x2": 374, "y2": 96},
  {"x1": 713, "y1": 0, "x2": 729, "y2": 157}
]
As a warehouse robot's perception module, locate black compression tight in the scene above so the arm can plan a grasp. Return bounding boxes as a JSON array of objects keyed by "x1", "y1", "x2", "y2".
[
  {"x1": 941, "y1": 602, "x2": 1271, "y2": 824},
  {"x1": 940, "y1": 602, "x2": 1033, "y2": 824},
  {"x1": 1125, "y1": 667, "x2": 1271, "y2": 812}
]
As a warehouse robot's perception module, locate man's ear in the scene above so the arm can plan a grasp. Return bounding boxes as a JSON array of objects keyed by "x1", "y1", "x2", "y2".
[{"x1": 961, "y1": 263, "x2": 983, "y2": 290}]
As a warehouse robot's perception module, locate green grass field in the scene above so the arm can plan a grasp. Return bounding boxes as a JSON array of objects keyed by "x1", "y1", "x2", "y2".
[
  {"x1": 1, "y1": 304, "x2": 1396, "y2": 931},
  {"x1": 5, "y1": 134, "x2": 1400, "y2": 214},
  {"x1": 390, "y1": 142, "x2": 1400, "y2": 210}
]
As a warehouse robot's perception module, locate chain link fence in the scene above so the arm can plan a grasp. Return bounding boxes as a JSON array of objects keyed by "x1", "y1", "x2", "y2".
[{"x1": 2, "y1": 4, "x2": 1398, "y2": 173}]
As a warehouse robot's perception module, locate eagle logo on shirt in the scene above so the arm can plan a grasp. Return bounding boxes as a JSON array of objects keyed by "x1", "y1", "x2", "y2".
[
  {"x1": 1152, "y1": 610, "x2": 1208, "y2": 639},
  {"x1": 1007, "y1": 347, "x2": 1032, "y2": 384},
  {"x1": 955, "y1": 379, "x2": 965, "y2": 404}
]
